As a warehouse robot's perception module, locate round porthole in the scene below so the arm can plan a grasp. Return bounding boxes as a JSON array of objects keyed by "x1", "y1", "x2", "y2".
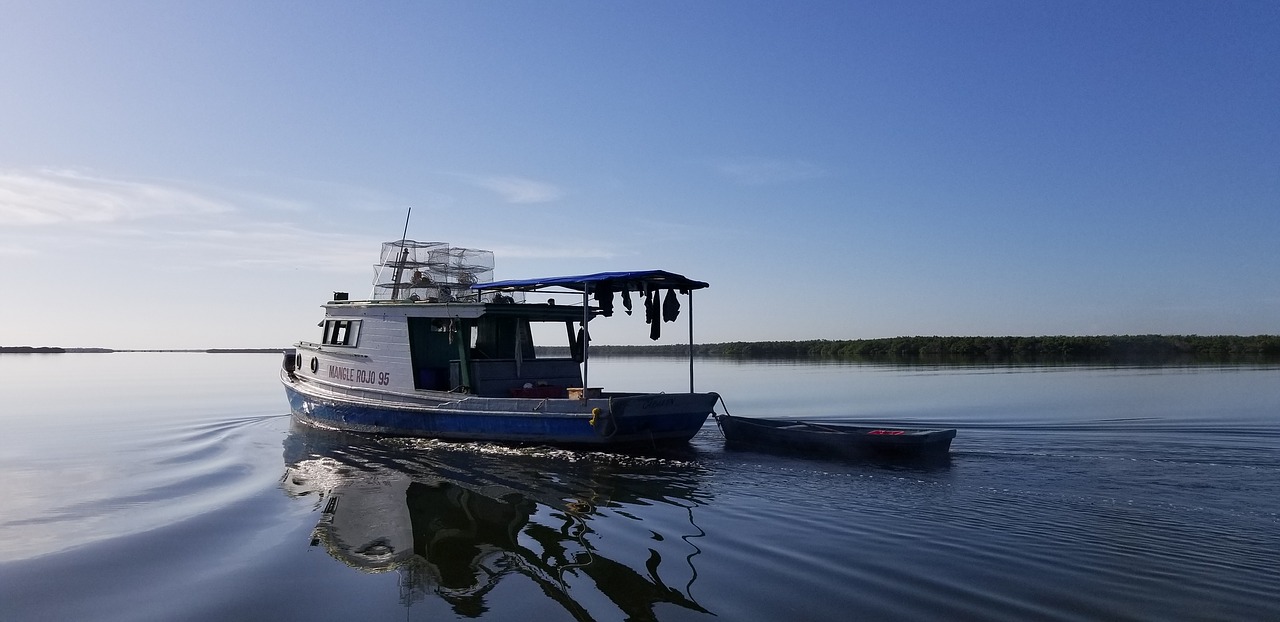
[{"x1": 310, "y1": 357, "x2": 319, "y2": 373}]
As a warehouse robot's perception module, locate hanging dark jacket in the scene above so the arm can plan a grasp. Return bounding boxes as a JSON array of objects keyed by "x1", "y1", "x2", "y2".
[{"x1": 662, "y1": 289, "x2": 680, "y2": 322}]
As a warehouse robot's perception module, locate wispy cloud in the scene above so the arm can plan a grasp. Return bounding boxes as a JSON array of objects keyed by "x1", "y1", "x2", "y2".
[
  {"x1": 485, "y1": 244, "x2": 618, "y2": 260},
  {"x1": 0, "y1": 168, "x2": 383, "y2": 274},
  {"x1": 0, "y1": 244, "x2": 37, "y2": 256},
  {"x1": 453, "y1": 174, "x2": 564, "y2": 204},
  {"x1": 0, "y1": 168, "x2": 233, "y2": 226},
  {"x1": 160, "y1": 224, "x2": 375, "y2": 273},
  {"x1": 713, "y1": 157, "x2": 829, "y2": 185}
]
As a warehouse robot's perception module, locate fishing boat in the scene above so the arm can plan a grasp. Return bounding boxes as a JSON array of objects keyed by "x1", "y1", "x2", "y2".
[
  {"x1": 280, "y1": 235, "x2": 719, "y2": 447},
  {"x1": 715, "y1": 414, "x2": 956, "y2": 458}
]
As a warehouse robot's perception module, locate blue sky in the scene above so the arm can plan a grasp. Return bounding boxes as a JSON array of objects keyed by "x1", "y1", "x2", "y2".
[{"x1": 1, "y1": 1, "x2": 1277, "y2": 348}]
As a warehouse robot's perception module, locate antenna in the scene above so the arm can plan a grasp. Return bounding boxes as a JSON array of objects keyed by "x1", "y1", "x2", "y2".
[{"x1": 390, "y1": 208, "x2": 413, "y2": 300}]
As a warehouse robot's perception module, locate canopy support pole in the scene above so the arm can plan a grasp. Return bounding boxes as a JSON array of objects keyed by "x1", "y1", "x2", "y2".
[
  {"x1": 581, "y1": 285, "x2": 590, "y2": 395},
  {"x1": 688, "y1": 290, "x2": 695, "y2": 393}
]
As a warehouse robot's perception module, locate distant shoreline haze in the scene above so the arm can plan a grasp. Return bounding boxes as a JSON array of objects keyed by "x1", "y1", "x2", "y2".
[
  {"x1": 0, "y1": 347, "x2": 283, "y2": 354},
  {"x1": 4, "y1": 335, "x2": 1279, "y2": 364}
]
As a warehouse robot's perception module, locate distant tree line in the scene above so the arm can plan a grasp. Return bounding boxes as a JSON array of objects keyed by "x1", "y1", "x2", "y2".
[{"x1": 544, "y1": 335, "x2": 1280, "y2": 364}]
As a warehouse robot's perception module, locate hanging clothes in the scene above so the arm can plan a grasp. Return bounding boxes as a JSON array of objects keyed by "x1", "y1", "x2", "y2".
[
  {"x1": 621, "y1": 288, "x2": 633, "y2": 315},
  {"x1": 644, "y1": 286, "x2": 661, "y2": 340},
  {"x1": 662, "y1": 289, "x2": 680, "y2": 322},
  {"x1": 593, "y1": 284, "x2": 615, "y2": 317}
]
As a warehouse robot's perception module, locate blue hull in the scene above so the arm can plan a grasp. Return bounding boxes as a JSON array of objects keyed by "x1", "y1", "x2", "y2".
[{"x1": 283, "y1": 383, "x2": 716, "y2": 446}]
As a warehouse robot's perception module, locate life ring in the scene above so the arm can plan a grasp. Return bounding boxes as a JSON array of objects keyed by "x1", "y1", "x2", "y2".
[{"x1": 310, "y1": 357, "x2": 319, "y2": 373}]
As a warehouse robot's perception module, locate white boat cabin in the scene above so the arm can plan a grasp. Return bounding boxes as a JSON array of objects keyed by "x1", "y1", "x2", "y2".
[{"x1": 290, "y1": 239, "x2": 707, "y2": 403}]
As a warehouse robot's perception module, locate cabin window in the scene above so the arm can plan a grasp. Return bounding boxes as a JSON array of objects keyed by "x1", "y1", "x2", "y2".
[
  {"x1": 472, "y1": 317, "x2": 534, "y2": 360},
  {"x1": 322, "y1": 319, "x2": 361, "y2": 346}
]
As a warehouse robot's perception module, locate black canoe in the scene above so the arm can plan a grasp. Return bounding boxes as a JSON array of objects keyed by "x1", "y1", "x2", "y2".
[{"x1": 715, "y1": 414, "x2": 956, "y2": 458}]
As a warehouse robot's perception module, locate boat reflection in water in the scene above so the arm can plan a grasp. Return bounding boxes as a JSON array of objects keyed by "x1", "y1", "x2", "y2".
[{"x1": 280, "y1": 421, "x2": 712, "y2": 619}]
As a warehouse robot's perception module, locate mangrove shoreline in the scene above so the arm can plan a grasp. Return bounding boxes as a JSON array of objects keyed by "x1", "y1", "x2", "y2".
[{"x1": 546, "y1": 335, "x2": 1280, "y2": 365}]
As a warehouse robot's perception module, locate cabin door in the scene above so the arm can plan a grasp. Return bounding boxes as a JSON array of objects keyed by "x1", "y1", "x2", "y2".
[{"x1": 407, "y1": 318, "x2": 454, "y2": 390}]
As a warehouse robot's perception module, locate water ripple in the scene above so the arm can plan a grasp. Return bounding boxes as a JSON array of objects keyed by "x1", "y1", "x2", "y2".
[{"x1": 0, "y1": 414, "x2": 289, "y2": 562}]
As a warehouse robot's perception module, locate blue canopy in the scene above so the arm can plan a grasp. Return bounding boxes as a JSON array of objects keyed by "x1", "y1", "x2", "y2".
[{"x1": 473, "y1": 270, "x2": 709, "y2": 293}]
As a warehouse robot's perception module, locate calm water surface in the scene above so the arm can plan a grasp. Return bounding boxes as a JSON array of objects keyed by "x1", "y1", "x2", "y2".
[{"x1": 2, "y1": 354, "x2": 1278, "y2": 621}]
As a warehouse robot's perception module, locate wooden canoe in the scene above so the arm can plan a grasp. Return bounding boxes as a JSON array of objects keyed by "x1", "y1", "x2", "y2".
[{"x1": 715, "y1": 414, "x2": 956, "y2": 459}]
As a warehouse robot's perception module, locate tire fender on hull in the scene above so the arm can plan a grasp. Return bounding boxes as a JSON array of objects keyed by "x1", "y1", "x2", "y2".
[{"x1": 590, "y1": 405, "x2": 617, "y2": 438}]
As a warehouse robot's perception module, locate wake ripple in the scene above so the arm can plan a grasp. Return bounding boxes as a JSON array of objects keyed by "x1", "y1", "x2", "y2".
[{"x1": 0, "y1": 414, "x2": 291, "y2": 562}]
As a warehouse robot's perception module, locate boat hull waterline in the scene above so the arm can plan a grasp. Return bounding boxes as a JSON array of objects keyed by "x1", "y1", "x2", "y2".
[{"x1": 285, "y1": 374, "x2": 719, "y2": 446}]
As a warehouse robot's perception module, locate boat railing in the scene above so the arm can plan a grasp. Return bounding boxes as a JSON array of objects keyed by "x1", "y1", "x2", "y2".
[{"x1": 451, "y1": 358, "x2": 583, "y2": 398}]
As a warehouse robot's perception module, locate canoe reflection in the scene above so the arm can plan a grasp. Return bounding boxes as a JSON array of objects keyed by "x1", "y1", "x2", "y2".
[{"x1": 281, "y1": 422, "x2": 712, "y2": 619}]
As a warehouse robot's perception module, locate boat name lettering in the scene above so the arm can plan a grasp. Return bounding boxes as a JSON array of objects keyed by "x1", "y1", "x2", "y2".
[
  {"x1": 328, "y1": 365, "x2": 390, "y2": 385},
  {"x1": 640, "y1": 397, "x2": 675, "y2": 409}
]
